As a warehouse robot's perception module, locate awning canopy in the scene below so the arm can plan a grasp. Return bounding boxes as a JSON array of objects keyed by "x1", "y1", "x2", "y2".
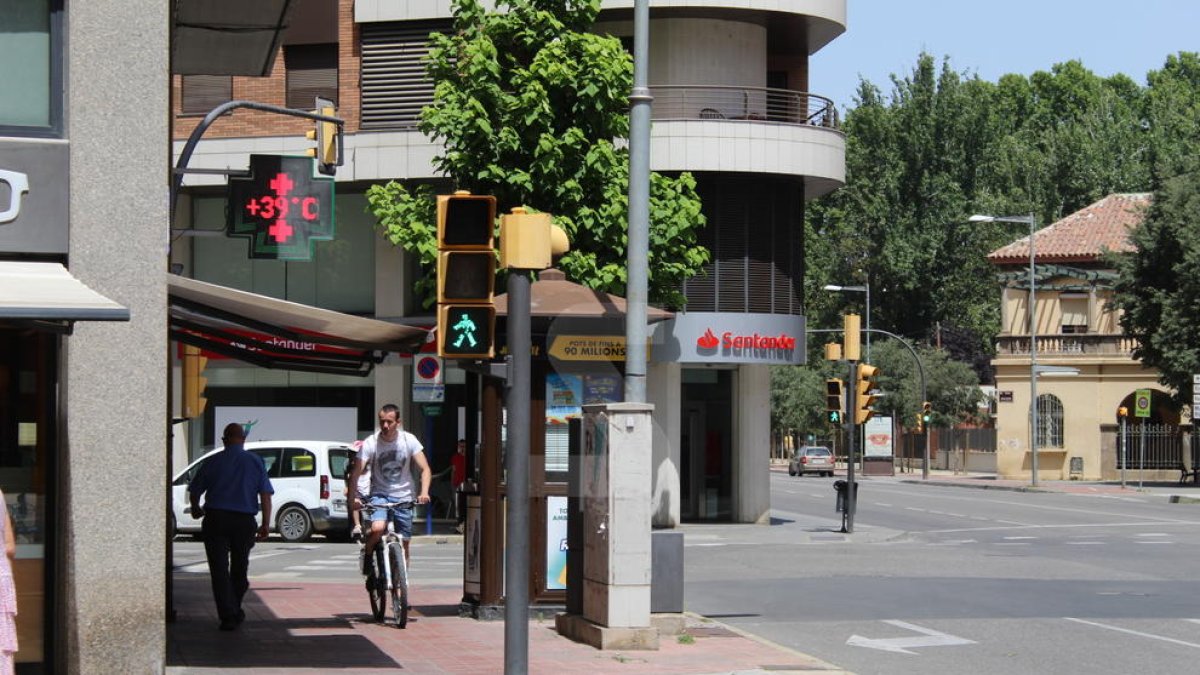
[
  {"x1": 172, "y1": 0, "x2": 293, "y2": 77},
  {"x1": 168, "y1": 275, "x2": 430, "y2": 376},
  {"x1": 0, "y1": 262, "x2": 130, "y2": 326}
]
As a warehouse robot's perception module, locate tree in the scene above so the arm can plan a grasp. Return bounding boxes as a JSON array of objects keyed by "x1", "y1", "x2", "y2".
[
  {"x1": 868, "y1": 339, "x2": 986, "y2": 429},
  {"x1": 365, "y1": 0, "x2": 709, "y2": 308},
  {"x1": 1112, "y1": 168, "x2": 1200, "y2": 404}
]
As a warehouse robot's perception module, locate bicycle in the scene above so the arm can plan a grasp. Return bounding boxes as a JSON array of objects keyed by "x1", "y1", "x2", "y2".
[{"x1": 357, "y1": 501, "x2": 411, "y2": 628}]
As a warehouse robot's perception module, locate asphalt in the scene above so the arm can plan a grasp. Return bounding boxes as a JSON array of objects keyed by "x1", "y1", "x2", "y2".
[{"x1": 167, "y1": 468, "x2": 1200, "y2": 674}]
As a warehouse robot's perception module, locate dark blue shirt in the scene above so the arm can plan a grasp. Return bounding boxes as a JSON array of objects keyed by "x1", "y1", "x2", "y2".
[{"x1": 189, "y1": 445, "x2": 274, "y2": 515}]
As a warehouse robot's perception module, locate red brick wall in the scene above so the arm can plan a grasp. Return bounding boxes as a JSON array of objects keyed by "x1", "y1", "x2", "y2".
[{"x1": 172, "y1": 0, "x2": 361, "y2": 140}]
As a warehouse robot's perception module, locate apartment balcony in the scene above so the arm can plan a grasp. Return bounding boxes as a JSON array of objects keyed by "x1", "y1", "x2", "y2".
[
  {"x1": 648, "y1": 85, "x2": 845, "y2": 197},
  {"x1": 994, "y1": 334, "x2": 1140, "y2": 361}
]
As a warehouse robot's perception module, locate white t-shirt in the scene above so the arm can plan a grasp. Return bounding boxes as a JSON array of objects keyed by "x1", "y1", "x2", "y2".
[{"x1": 359, "y1": 429, "x2": 424, "y2": 501}]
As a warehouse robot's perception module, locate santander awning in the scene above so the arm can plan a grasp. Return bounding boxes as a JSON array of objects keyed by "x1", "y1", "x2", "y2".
[
  {"x1": 0, "y1": 262, "x2": 130, "y2": 326},
  {"x1": 169, "y1": 274, "x2": 430, "y2": 376}
]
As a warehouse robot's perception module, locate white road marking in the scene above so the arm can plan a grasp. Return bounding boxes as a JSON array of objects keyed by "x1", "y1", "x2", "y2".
[
  {"x1": 1065, "y1": 618, "x2": 1200, "y2": 650},
  {"x1": 992, "y1": 542, "x2": 1030, "y2": 546},
  {"x1": 1137, "y1": 541, "x2": 1175, "y2": 545},
  {"x1": 1136, "y1": 533, "x2": 1170, "y2": 537},
  {"x1": 846, "y1": 620, "x2": 975, "y2": 655},
  {"x1": 928, "y1": 521, "x2": 1194, "y2": 535},
  {"x1": 1066, "y1": 541, "x2": 1105, "y2": 545},
  {"x1": 1003, "y1": 536, "x2": 1037, "y2": 540},
  {"x1": 874, "y1": 503, "x2": 893, "y2": 507}
]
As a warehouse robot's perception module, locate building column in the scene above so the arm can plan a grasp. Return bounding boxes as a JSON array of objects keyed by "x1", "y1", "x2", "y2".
[
  {"x1": 736, "y1": 364, "x2": 771, "y2": 524},
  {"x1": 646, "y1": 361, "x2": 681, "y2": 527}
]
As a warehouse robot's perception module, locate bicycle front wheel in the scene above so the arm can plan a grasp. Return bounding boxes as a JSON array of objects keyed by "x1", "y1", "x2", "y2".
[
  {"x1": 389, "y1": 545, "x2": 408, "y2": 628},
  {"x1": 367, "y1": 550, "x2": 385, "y2": 622}
]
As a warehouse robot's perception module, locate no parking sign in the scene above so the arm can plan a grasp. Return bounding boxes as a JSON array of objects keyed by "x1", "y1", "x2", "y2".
[{"x1": 413, "y1": 355, "x2": 445, "y2": 402}]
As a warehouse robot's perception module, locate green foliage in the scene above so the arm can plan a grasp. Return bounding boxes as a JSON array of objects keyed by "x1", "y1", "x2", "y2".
[
  {"x1": 365, "y1": 0, "x2": 708, "y2": 309},
  {"x1": 868, "y1": 339, "x2": 986, "y2": 428},
  {"x1": 770, "y1": 363, "x2": 841, "y2": 437},
  {"x1": 1112, "y1": 169, "x2": 1200, "y2": 404}
]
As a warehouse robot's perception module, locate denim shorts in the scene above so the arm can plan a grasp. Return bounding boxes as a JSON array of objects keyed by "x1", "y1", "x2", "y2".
[{"x1": 366, "y1": 494, "x2": 413, "y2": 540}]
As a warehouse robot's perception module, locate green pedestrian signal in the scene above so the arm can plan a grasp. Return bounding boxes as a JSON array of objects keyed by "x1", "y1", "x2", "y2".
[
  {"x1": 439, "y1": 305, "x2": 495, "y2": 358},
  {"x1": 827, "y1": 410, "x2": 842, "y2": 425}
]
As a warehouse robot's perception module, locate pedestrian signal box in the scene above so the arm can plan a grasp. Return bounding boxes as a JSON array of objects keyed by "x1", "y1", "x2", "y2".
[
  {"x1": 826, "y1": 378, "x2": 844, "y2": 425},
  {"x1": 436, "y1": 192, "x2": 496, "y2": 358}
]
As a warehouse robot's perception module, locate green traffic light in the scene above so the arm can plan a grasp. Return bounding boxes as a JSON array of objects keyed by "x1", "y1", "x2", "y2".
[{"x1": 828, "y1": 410, "x2": 842, "y2": 424}]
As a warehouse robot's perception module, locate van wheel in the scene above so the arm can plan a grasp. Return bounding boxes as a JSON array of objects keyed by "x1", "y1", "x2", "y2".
[{"x1": 277, "y1": 506, "x2": 313, "y2": 542}]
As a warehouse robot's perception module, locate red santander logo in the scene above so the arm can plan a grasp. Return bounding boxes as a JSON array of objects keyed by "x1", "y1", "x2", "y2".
[{"x1": 696, "y1": 327, "x2": 796, "y2": 353}]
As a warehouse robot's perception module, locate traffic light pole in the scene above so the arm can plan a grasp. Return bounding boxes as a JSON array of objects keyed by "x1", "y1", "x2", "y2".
[
  {"x1": 844, "y1": 361, "x2": 858, "y2": 534},
  {"x1": 504, "y1": 270, "x2": 531, "y2": 674}
]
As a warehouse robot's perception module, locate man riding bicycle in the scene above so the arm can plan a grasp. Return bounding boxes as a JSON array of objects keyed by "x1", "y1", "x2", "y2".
[{"x1": 349, "y1": 404, "x2": 431, "y2": 574}]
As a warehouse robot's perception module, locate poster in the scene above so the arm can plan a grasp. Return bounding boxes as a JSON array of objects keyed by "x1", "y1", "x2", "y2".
[
  {"x1": 583, "y1": 374, "x2": 622, "y2": 405},
  {"x1": 863, "y1": 415, "x2": 894, "y2": 458},
  {"x1": 545, "y1": 496, "x2": 568, "y2": 590},
  {"x1": 546, "y1": 373, "x2": 583, "y2": 424}
]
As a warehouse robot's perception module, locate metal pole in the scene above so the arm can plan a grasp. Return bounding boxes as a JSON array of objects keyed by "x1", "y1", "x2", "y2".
[
  {"x1": 504, "y1": 271, "x2": 531, "y2": 674},
  {"x1": 844, "y1": 361, "x2": 857, "y2": 534},
  {"x1": 624, "y1": 0, "x2": 652, "y2": 404},
  {"x1": 1139, "y1": 422, "x2": 1145, "y2": 490},
  {"x1": 1029, "y1": 213, "x2": 1039, "y2": 487},
  {"x1": 1120, "y1": 416, "x2": 1127, "y2": 488},
  {"x1": 865, "y1": 281, "x2": 871, "y2": 363}
]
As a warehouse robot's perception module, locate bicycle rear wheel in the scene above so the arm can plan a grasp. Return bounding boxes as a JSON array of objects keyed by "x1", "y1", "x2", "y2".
[
  {"x1": 389, "y1": 546, "x2": 408, "y2": 628},
  {"x1": 367, "y1": 550, "x2": 385, "y2": 622}
]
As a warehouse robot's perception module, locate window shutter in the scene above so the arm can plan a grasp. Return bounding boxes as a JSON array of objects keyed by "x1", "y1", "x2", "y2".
[
  {"x1": 285, "y1": 44, "x2": 338, "y2": 110},
  {"x1": 181, "y1": 75, "x2": 232, "y2": 115},
  {"x1": 360, "y1": 21, "x2": 449, "y2": 130}
]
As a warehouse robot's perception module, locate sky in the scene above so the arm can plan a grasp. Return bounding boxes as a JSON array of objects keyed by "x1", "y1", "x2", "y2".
[{"x1": 809, "y1": 0, "x2": 1200, "y2": 112}]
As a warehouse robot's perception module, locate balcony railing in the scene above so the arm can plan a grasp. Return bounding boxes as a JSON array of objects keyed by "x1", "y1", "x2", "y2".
[
  {"x1": 995, "y1": 334, "x2": 1140, "y2": 357},
  {"x1": 650, "y1": 85, "x2": 840, "y2": 129}
]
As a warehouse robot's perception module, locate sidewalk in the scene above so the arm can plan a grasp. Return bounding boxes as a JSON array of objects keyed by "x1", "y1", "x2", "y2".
[{"x1": 167, "y1": 570, "x2": 850, "y2": 674}]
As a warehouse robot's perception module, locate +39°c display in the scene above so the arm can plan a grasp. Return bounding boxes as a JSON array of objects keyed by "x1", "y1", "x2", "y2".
[{"x1": 226, "y1": 154, "x2": 336, "y2": 261}]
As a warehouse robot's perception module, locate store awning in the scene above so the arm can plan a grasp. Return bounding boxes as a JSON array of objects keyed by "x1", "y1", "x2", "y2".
[
  {"x1": 168, "y1": 274, "x2": 430, "y2": 376},
  {"x1": 172, "y1": 0, "x2": 294, "y2": 77},
  {"x1": 0, "y1": 262, "x2": 130, "y2": 324}
]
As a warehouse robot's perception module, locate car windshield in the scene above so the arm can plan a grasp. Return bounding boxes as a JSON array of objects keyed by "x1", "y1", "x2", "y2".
[{"x1": 804, "y1": 448, "x2": 831, "y2": 457}]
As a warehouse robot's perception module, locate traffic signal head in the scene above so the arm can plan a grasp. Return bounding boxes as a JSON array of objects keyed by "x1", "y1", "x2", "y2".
[
  {"x1": 305, "y1": 97, "x2": 338, "y2": 175},
  {"x1": 182, "y1": 345, "x2": 208, "y2": 418},
  {"x1": 915, "y1": 412, "x2": 924, "y2": 433},
  {"x1": 922, "y1": 401, "x2": 932, "y2": 423},
  {"x1": 437, "y1": 192, "x2": 497, "y2": 358},
  {"x1": 826, "y1": 378, "x2": 844, "y2": 425},
  {"x1": 843, "y1": 313, "x2": 861, "y2": 361},
  {"x1": 499, "y1": 207, "x2": 570, "y2": 270},
  {"x1": 1118, "y1": 406, "x2": 1128, "y2": 418},
  {"x1": 854, "y1": 363, "x2": 879, "y2": 424}
]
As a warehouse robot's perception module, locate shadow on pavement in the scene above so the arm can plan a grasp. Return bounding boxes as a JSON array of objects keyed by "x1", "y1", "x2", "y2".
[{"x1": 168, "y1": 576, "x2": 401, "y2": 670}]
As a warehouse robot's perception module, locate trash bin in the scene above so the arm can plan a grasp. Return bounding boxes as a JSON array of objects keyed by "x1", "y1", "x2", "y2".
[{"x1": 833, "y1": 479, "x2": 858, "y2": 513}]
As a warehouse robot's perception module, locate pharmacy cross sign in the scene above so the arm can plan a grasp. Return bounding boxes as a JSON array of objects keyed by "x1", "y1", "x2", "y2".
[{"x1": 226, "y1": 155, "x2": 335, "y2": 260}]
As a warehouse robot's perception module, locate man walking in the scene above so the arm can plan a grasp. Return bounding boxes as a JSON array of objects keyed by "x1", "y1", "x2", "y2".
[{"x1": 189, "y1": 422, "x2": 274, "y2": 631}]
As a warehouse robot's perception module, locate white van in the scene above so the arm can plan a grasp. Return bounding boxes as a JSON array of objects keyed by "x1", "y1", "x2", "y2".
[{"x1": 172, "y1": 440, "x2": 355, "y2": 542}]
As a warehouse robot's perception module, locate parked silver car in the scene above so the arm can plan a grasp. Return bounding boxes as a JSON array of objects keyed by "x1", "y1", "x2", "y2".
[{"x1": 788, "y1": 446, "x2": 835, "y2": 477}]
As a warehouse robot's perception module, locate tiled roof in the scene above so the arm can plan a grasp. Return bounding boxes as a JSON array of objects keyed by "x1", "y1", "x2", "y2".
[{"x1": 986, "y1": 193, "x2": 1151, "y2": 264}]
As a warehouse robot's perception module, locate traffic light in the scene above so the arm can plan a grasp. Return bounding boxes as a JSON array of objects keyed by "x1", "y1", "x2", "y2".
[
  {"x1": 437, "y1": 192, "x2": 496, "y2": 358},
  {"x1": 305, "y1": 97, "x2": 338, "y2": 175},
  {"x1": 854, "y1": 363, "x2": 880, "y2": 425},
  {"x1": 826, "y1": 378, "x2": 844, "y2": 425},
  {"x1": 915, "y1": 413, "x2": 924, "y2": 434},
  {"x1": 499, "y1": 207, "x2": 570, "y2": 270},
  {"x1": 182, "y1": 345, "x2": 208, "y2": 418},
  {"x1": 922, "y1": 401, "x2": 932, "y2": 425}
]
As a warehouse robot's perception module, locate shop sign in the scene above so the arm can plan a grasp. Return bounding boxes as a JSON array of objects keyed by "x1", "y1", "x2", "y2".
[
  {"x1": 549, "y1": 335, "x2": 644, "y2": 361},
  {"x1": 653, "y1": 312, "x2": 806, "y2": 365},
  {"x1": 0, "y1": 139, "x2": 69, "y2": 254}
]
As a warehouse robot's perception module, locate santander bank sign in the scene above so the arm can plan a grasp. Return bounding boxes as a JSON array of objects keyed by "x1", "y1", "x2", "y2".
[
  {"x1": 696, "y1": 327, "x2": 797, "y2": 353},
  {"x1": 654, "y1": 312, "x2": 806, "y2": 365}
]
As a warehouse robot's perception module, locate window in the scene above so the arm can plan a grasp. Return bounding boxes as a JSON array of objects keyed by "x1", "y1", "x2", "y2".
[
  {"x1": 181, "y1": 75, "x2": 232, "y2": 116},
  {"x1": 280, "y1": 448, "x2": 316, "y2": 477},
  {"x1": 0, "y1": 0, "x2": 62, "y2": 135},
  {"x1": 252, "y1": 448, "x2": 283, "y2": 477},
  {"x1": 1034, "y1": 394, "x2": 1064, "y2": 449},
  {"x1": 285, "y1": 43, "x2": 338, "y2": 110},
  {"x1": 328, "y1": 448, "x2": 352, "y2": 480},
  {"x1": 1060, "y1": 296, "x2": 1088, "y2": 334},
  {"x1": 360, "y1": 21, "x2": 449, "y2": 129}
]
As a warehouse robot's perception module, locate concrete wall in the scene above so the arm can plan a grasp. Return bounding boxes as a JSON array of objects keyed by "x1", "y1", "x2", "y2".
[
  {"x1": 649, "y1": 18, "x2": 766, "y2": 87},
  {"x1": 647, "y1": 361, "x2": 681, "y2": 527},
  {"x1": 64, "y1": 1, "x2": 169, "y2": 671}
]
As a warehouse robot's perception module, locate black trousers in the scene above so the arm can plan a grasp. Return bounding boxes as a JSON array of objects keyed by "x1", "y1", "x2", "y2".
[{"x1": 201, "y1": 508, "x2": 258, "y2": 621}]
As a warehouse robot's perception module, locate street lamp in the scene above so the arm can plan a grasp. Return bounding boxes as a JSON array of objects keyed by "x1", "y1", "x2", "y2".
[
  {"x1": 970, "y1": 213, "x2": 1039, "y2": 485},
  {"x1": 824, "y1": 283, "x2": 870, "y2": 361}
]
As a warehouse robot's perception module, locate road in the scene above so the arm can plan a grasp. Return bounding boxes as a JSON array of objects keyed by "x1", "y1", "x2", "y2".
[{"x1": 684, "y1": 471, "x2": 1200, "y2": 675}]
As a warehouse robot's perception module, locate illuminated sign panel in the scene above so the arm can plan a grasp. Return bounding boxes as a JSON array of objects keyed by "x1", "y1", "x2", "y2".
[{"x1": 226, "y1": 155, "x2": 335, "y2": 260}]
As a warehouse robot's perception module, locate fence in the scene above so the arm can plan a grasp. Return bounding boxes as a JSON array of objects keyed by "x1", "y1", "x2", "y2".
[{"x1": 1114, "y1": 423, "x2": 1192, "y2": 470}]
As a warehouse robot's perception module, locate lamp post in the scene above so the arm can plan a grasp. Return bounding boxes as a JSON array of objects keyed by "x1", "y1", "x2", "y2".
[
  {"x1": 824, "y1": 283, "x2": 870, "y2": 361},
  {"x1": 970, "y1": 213, "x2": 1038, "y2": 485}
]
